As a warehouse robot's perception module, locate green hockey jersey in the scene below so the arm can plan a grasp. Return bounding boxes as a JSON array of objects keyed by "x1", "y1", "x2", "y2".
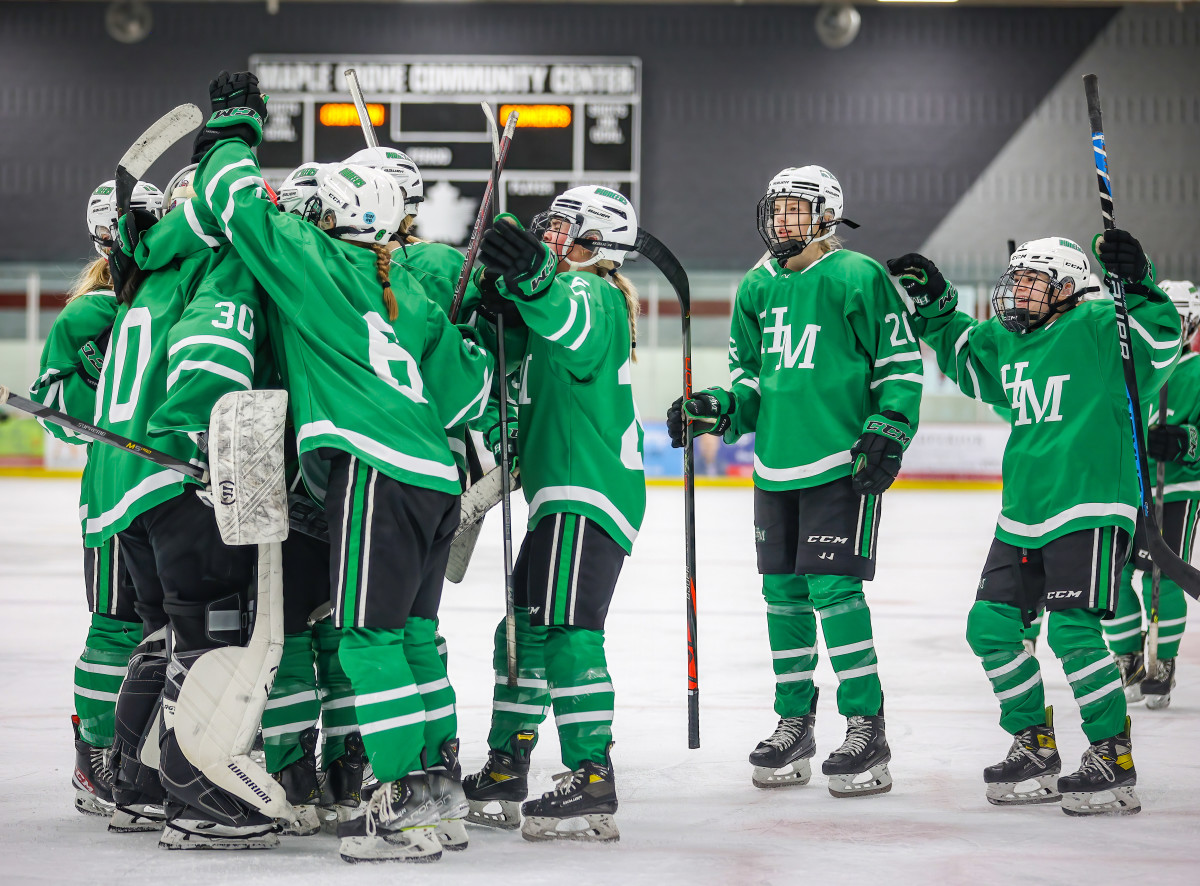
[
  {"x1": 727, "y1": 250, "x2": 924, "y2": 490},
  {"x1": 1148, "y1": 350, "x2": 1200, "y2": 502},
  {"x1": 913, "y1": 289, "x2": 1180, "y2": 546},
  {"x1": 193, "y1": 139, "x2": 495, "y2": 501},
  {"x1": 506, "y1": 270, "x2": 645, "y2": 553},
  {"x1": 82, "y1": 209, "x2": 270, "y2": 547}
]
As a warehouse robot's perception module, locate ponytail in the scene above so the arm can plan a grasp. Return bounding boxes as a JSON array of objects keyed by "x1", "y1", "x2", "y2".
[
  {"x1": 603, "y1": 263, "x2": 640, "y2": 363},
  {"x1": 68, "y1": 257, "x2": 113, "y2": 303}
]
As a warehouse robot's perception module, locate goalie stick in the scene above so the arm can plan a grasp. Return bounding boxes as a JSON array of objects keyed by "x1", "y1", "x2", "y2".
[{"x1": 1084, "y1": 73, "x2": 1200, "y2": 599}]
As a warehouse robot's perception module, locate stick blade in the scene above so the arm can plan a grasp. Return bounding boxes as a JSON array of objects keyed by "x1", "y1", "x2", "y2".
[{"x1": 117, "y1": 103, "x2": 203, "y2": 181}]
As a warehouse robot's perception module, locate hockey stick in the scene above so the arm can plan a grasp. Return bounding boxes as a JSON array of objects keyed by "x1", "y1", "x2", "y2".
[
  {"x1": 1147, "y1": 383, "x2": 1168, "y2": 670},
  {"x1": 115, "y1": 103, "x2": 203, "y2": 218},
  {"x1": 448, "y1": 107, "x2": 519, "y2": 322},
  {"x1": 343, "y1": 68, "x2": 379, "y2": 149},
  {"x1": 633, "y1": 229, "x2": 700, "y2": 748},
  {"x1": 1084, "y1": 73, "x2": 1200, "y2": 599},
  {"x1": 496, "y1": 312, "x2": 518, "y2": 687}
]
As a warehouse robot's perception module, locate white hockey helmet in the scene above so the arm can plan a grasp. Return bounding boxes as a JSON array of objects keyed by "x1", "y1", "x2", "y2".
[
  {"x1": 1161, "y1": 279, "x2": 1200, "y2": 339},
  {"x1": 162, "y1": 164, "x2": 198, "y2": 214},
  {"x1": 86, "y1": 179, "x2": 164, "y2": 256},
  {"x1": 277, "y1": 163, "x2": 327, "y2": 216},
  {"x1": 308, "y1": 164, "x2": 405, "y2": 245},
  {"x1": 529, "y1": 184, "x2": 638, "y2": 270},
  {"x1": 756, "y1": 165, "x2": 846, "y2": 264},
  {"x1": 344, "y1": 147, "x2": 424, "y2": 219},
  {"x1": 991, "y1": 236, "x2": 1091, "y2": 334}
]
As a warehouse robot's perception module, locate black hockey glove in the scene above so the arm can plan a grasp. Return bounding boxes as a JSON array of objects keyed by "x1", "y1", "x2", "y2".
[
  {"x1": 850, "y1": 412, "x2": 913, "y2": 496},
  {"x1": 108, "y1": 209, "x2": 158, "y2": 304},
  {"x1": 667, "y1": 387, "x2": 735, "y2": 448},
  {"x1": 485, "y1": 420, "x2": 520, "y2": 472},
  {"x1": 192, "y1": 70, "x2": 268, "y2": 162},
  {"x1": 886, "y1": 253, "x2": 958, "y2": 318},
  {"x1": 75, "y1": 324, "x2": 114, "y2": 391},
  {"x1": 479, "y1": 219, "x2": 557, "y2": 300},
  {"x1": 1092, "y1": 229, "x2": 1151, "y2": 286},
  {"x1": 1147, "y1": 422, "x2": 1200, "y2": 464},
  {"x1": 472, "y1": 267, "x2": 526, "y2": 327}
]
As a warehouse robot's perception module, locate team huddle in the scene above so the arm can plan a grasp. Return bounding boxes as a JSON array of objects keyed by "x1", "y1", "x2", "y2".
[{"x1": 29, "y1": 69, "x2": 1196, "y2": 863}]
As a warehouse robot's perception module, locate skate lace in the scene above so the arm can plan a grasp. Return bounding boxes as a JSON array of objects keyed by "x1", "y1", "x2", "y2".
[
  {"x1": 1076, "y1": 747, "x2": 1115, "y2": 784},
  {"x1": 763, "y1": 717, "x2": 806, "y2": 749},
  {"x1": 832, "y1": 717, "x2": 872, "y2": 756},
  {"x1": 91, "y1": 746, "x2": 114, "y2": 787},
  {"x1": 1005, "y1": 733, "x2": 1043, "y2": 766},
  {"x1": 549, "y1": 769, "x2": 587, "y2": 796},
  {"x1": 364, "y1": 781, "x2": 400, "y2": 837}
]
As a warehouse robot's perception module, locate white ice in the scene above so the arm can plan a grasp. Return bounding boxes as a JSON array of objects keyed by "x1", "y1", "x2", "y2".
[{"x1": 1, "y1": 479, "x2": 1198, "y2": 885}]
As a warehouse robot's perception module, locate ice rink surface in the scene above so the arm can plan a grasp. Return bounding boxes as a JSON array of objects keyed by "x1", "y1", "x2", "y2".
[{"x1": 1, "y1": 478, "x2": 1197, "y2": 885}]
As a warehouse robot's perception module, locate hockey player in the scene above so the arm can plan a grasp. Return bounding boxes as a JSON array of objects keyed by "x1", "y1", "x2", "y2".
[
  {"x1": 27, "y1": 180, "x2": 160, "y2": 817},
  {"x1": 668, "y1": 166, "x2": 920, "y2": 797},
  {"x1": 460, "y1": 186, "x2": 645, "y2": 844},
  {"x1": 1105, "y1": 279, "x2": 1200, "y2": 709},
  {"x1": 189, "y1": 71, "x2": 495, "y2": 864},
  {"x1": 888, "y1": 231, "x2": 1179, "y2": 815}
]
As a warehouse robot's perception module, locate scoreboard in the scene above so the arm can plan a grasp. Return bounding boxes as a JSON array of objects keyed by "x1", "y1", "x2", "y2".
[{"x1": 251, "y1": 54, "x2": 641, "y2": 245}]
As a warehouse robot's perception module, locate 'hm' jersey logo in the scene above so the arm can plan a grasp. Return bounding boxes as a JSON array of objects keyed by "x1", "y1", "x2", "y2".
[
  {"x1": 761, "y1": 307, "x2": 820, "y2": 370},
  {"x1": 1001, "y1": 362, "x2": 1070, "y2": 426}
]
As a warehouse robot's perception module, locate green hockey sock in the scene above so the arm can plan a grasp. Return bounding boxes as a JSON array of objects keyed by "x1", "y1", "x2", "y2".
[
  {"x1": 1103, "y1": 563, "x2": 1144, "y2": 655},
  {"x1": 405, "y1": 617, "x2": 456, "y2": 766},
  {"x1": 435, "y1": 629, "x2": 448, "y2": 670},
  {"x1": 1139, "y1": 570, "x2": 1188, "y2": 660},
  {"x1": 75, "y1": 613, "x2": 141, "y2": 747},
  {"x1": 263, "y1": 631, "x2": 319, "y2": 773},
  {"x1": 967, "y1": 600, "x2": 1046, "y2": 734},
  {"x1": 1049, "y1": 609, "x2": 1127, "y2": 742},
  {"x1": 340, "y1": 626, "x2": 425, "y2": 783},
  {"x1": 545, "y1": 626, "x2": 614, "y2": 770},
  {"x1": 315, "y1": 618, "x2": 357, "y2": 766},
  {"x1": 487, "y1": 610, "x2": 551, "y2": 751},
  {"x1": 761, "y1": 573, "x2": 817, "y2": 718},
  {"x1": 811, "y1": 575, "x2": 882, "y2": 717}
]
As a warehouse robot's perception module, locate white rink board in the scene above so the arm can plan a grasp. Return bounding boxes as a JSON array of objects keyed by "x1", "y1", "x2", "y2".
[{"x1": 1, "y1": 479, "x2": 1198, "y2": 885}]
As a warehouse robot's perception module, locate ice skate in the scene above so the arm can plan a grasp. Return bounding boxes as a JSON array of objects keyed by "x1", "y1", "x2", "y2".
[
  {"x1": 71, "y1": 716, "x2": 115, "y2": 817},
  {"x1": 463, "y1": 730, "x2": 535, "y2": 830},
  {"x1": 749, "y1": 689, "x2": 817, "y2": 788},
  {"x1": 337, "y1": 775, "x2": 442, "y2": 864},
  {"x1": 319, "y1": 730, "x2": 368, "y2": 834},
  {"x1": 1115, "y1": 652, "x2": 1145, "y2": 703},
  {"x1": 271, "y1": 726, "x2": 323, "y2": 836},
  {"x1": 1142, "y1": 658, "x2": 1175, "y2": 710},
  {"x1": 1059, "y1": 719, "x2": 1140, "y2": 816},
  {"x1": 520, "y1": 751, "x2": 619, "y2": 844},
  {"x1": 159, "y1": 807, "x2": 279, "y2": 850},
  {"x1": 427, "y1": 738, "x2": 469, "y2": 851},
  {"x1": 983, "y1": 707, "x2": 1061, "y2": 806},
  {"x1": 822, "y1": 705, "x2": 892, "y2": 798},
  {"x1": 109, "y1": 802, "x2": 165, "y2": 833}
]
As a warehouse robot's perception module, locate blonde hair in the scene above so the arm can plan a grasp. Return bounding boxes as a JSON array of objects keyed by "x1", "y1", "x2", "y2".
[
  {"x1": 349, "y1": 241, "x2": 398, "y2": 321},
  {"x1": 600, "y1": 261, "x2": 640, "y2": 363},
  {"x1": 397, "y1": 215, "x2": 426, "y2": 246},
  {"x1": 68, "y1": 257, "x2": 112, "y2": 303}
]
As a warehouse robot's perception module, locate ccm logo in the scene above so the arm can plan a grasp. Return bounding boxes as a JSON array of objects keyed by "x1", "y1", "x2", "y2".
[
  {"x1": 808, "y1": 535, "x2": 848, "y2": 544},
  {"x1": 1046, "y1": 590, "x2": 1082, "y2": 600}
]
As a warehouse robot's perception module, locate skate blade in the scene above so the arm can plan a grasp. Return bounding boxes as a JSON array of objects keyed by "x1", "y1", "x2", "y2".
[
  {"x1": 1061, "y1": 786, "x2": 1141, "y2": 816},
  {"x1": 826, "y1": 763, "x2": 893, "y2": 799},
  {"x1": 751, "y1": 759, "x2": 813, "y2": 789},
  {"x1": 159, "y1": 825, "x2": 280, "y2": 850},
  {"x1": 339, "y1": 827, "x2": 442, "y2": 863},
  {"x1": 521, "y1": 813, "x2": 619, "y2": 843},
  {"x1": 437, "y1": 817, "x2": 469, "y2": 851},
  {"x1": 280, "y1": 804, "x2": 323, "y2": 837},
  {"x1": 466, "y1": 798, "x2": 522, "y2": 830},
  {"x1": 1144, "y1": 691, "x2": 1172, "y2": 710},
  {"x1": 109, "y1": 805, "x2": 165, "y2": 833},
  {"x1": 74, "y1": 791, "x2": 115, "y2": 817},
  {"x1": 985, "y1": 774, "x2": 1061, "y2": 806}
]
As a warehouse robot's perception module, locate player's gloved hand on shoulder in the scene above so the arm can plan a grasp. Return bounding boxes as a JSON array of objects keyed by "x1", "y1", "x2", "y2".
[
  {"x1": 485, "y1": 420, "x2": 520, "y2": 471},
  {"x1": 107, "y1": 209, "x2": 157, "y2": 301},
  {"x1": 1092, "y1": 229, "x2": 1152, "y2": 286},
  {"x1": 1147, "y1": 422, "x2": 1200, "y2": 464},
  {"x1": 850, "y1": 412, "x2": 913, "y2": 496},
  {"x1": 480, "y1": 219, "x2": 557, "y2": 300},
  {"x1": 192, "y1": 70, "x2": 269, "y2": 161},
  {"x1": 886, "y1": 253, "x2": 957, "y2": 318},
  {"x1": 667, "y1": 387, "x2": 735, "y2": 448},
  {"x1": 472, "y1": 267, "x2": 525, "y2": 327}
]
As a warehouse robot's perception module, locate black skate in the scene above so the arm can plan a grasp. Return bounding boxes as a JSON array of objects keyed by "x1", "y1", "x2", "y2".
[
  {"x1": 337, "y1": 775, "x2": 442, "y2": 864},
  {"x1": 159, "y1": 803, "x2": 279, "y2": 850},
  {"x1": 71, "y1": 716, "x2": 115, "y2": 817},
  {"x1": 319, "y1": 731, "x2": 369, "y2": 834},
  {"x1": 983, "y1": 706, "x2": 1061, "y2": 806},
  {"x1": 426, "y1": 739, "x2": 468, "y2": 851},
  {"x1": 749, "y1": 689, "x2": 818, "y2": 789},
  {"x1": 1058, "y1": 718, "x2": 1140, "y2": 816},
  {"x1": 463, "y1": 730, "x2": 535, "y2": 829},
  {"x1": 520, "y1": 748, "x2": 618, "y2": 843},
  {"x1": 822, "y1": 703, "x2": 892, "y2": 798},
  {"x1": 1142, "y1": 658, "x2": 1176, "y2": 710},
  {"x1": 271, "y1": 726, "x2": 323, "y2": 836},
  {"x1": 1115, "y1": 652, "x2": 1145, "y2": 704}
]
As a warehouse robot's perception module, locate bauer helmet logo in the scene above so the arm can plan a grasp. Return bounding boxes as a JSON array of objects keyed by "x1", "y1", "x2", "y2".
[
  {"x1": 339, "y1": 168, "x2": 366, "y2": 188},
  {"x1": 219, "y1": 480, "x2": 236, "y2": 506}
]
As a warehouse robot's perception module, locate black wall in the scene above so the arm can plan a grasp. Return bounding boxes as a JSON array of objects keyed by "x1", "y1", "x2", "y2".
[{"x1": 0, "y1": 2, "x2": 1124, "y2": 268}]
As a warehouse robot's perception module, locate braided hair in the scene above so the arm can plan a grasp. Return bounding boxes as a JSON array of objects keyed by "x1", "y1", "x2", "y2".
[{"x1": 350, "y1": 241, "x2": 398, "y2": 321}]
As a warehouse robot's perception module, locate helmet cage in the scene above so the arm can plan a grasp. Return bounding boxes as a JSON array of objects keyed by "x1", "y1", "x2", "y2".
[
  {"x1": 756, "y1": 191, "x2": 832, "y2": 264},
  {"x1": 991, "y1": 268, "x2": 1073, "y2": 334}
]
